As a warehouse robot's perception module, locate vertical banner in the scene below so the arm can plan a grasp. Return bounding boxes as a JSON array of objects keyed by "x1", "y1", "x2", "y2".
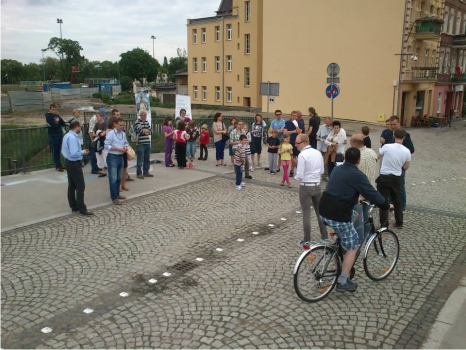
[
  {"x1": 175, "y1": 94, "x2": 192, "y2": 120},
  {"x1": 135, "y1": 91, "x2": 151, "y2": 126}
]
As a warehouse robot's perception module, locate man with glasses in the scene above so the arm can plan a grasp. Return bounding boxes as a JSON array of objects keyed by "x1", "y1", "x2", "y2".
[
  {"x1": 294, "y1": 134, "x2": 328, "y2": 249},
  {"x1": 267, "y1": 110, "x2": 286, "y2": 172},
  {"x1": 284, "y1": 111, "x2": 304, "y2": 177}
]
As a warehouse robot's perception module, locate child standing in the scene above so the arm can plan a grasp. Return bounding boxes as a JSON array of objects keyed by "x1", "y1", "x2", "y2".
[
  {"x1": 243, "y1": 124, "x2": 253, "y2": 172},
  {"x1": 278, "y1": 134, "x2": 293, "y2": 187},
  {"x1": 163, "y1": 117, "x2": 175, "y2": 167},
  {"x1": 362, "y1": 126, "x2": 371, "y2": 148},
  {"x1": 234, "y1": 134, "x2": 248, "y2": 190},
  {"x1": 174, "y1": 121, "x2": 190, "y2": 169},
  {"x1": 186, "y1": 120, "x2": 200, "y2": 163},
  {"x1": 198, "y1": 124, "x2": 209, "y2": 161},
  {"x1": 266, "y1": 130, "x2": 280, "y2": 175}
]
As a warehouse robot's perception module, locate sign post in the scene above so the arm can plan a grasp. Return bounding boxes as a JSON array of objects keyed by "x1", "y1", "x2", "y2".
[
  {"x1": 326, "y1": 63, "x2": 340, "y2": 120},
  {"x1": 260, "y1": 82, "x2": 280, "y2": 120}
]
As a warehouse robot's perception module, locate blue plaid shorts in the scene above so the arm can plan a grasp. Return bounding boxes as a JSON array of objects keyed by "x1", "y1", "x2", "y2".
[{"x1": 320, "y1": 210, "x2": 360, "y2": 250}]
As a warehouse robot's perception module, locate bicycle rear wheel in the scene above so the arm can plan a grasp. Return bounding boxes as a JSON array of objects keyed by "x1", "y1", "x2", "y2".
[
  {"x1": 294, "y1": 246, "x2": 341, "y2": 302},
  {"x1": 363, "y1": 229, "x2": 399, "y2": 281}
]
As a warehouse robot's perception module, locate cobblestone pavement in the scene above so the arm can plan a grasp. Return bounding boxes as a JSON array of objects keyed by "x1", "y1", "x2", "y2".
[{"x1": 1, "y1": 120, "x2": 466, "y2": 349}]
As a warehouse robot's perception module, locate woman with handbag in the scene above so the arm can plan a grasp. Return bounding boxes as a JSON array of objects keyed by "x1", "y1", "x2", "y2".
[{"x1": 212, "y1": 112, "x2": 228, "y2": 166}]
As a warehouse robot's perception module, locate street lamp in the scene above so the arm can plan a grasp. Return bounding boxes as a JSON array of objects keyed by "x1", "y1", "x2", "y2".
[
  {"x1": 392, "y1": 80, "x2": 398, "y2": 115},
  {"x1": 56, "y1": 18, "x2": 63, "y2": 39},
  {"x1": 41, "y1": 49, "x2": 47, "y2": 83},
  {"x1": 151, "y1": 35, "x2": 156, "y2": 58}
]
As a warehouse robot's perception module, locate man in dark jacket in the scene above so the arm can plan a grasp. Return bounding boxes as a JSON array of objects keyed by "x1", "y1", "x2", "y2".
[
  {"x1": 45, "y1": 103, "x2": 66, "y2": 172},
  {"x1": 319, "y1": 147, "x2": 389, "y2": 293}
]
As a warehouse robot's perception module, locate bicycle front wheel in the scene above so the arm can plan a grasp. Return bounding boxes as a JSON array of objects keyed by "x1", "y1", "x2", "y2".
[
  {"x1": 363, "y1": 229, "x2": 399, "y2": 281},
  {"x1": 294, "y1": 246, "x2": 341, "y2": 303}
]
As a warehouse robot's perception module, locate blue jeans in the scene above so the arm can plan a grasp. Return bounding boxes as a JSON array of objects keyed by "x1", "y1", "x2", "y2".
[
  {"x1": 186, "y1": 141, "x2": 197, "y2": 159},
  {"x1": 49, "y1": 135, "x2": 63, "y2": 169},
  {"x1": 234, "y1": 164, "x2": 242, "y2": 186},
  {"x1": 136, "y1": 143, "x2": 151, "y2": 176},
  {"x1": 106, "y1": 154, "x2": 124, "y2": 201},
  {"x1": 215, "y1": 140, "x2": 225, "y2": 161},
  {"x1": 353, "y1": 202, "x2": 371, "y2": 245}
]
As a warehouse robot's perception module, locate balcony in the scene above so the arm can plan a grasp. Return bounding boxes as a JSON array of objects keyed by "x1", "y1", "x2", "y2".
[
  {"x1": 403, "y1": 67, "x2": 438, "y2": 82},
  {"x1": 450, "y1": 73, "x2": 466, "y2": 83},
  {"x1": 452, "y1": 34, "x2": 466, "y2": 48},
  {"x1": 412, "y1": 18, "x2": 443, "y2": 41}
]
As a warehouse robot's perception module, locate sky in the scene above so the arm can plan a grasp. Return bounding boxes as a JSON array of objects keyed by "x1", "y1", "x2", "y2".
[{"x1": 1, "y1": 0, "x2": 220, "y2": 64}]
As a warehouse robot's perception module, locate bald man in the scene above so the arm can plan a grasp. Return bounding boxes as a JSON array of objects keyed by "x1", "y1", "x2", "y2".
[
  {"x1": 350, "y1": 133, "x2": 378, "y2": 243},
  {"x1": 294, "y1": 133, "x2": 328, "y2": 249}
]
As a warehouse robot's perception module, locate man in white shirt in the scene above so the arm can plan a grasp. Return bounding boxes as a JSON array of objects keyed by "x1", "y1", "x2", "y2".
[
  {"x1": 377, "y1": 128, "x2": 411, "y2": 229},
  {"x1": 294, "y1": 134, "x2": 328, "y2": 249},
  {"x1": 350, "y1": 134, "x2": 379, "y2": 243}
]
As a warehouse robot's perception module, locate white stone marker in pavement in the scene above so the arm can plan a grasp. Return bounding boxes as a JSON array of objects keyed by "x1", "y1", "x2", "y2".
[
  {"x1": 252, "y1": 231, "x2": 259, "y2": 235},
  {"x1": 237, "y1": 238, "x2": 244, "y2": 242},
  {"x1": 163, "y1": 272, "x2": 171, "y2": 277},
  {"x1": 148, "y1": 279, "x2": 157, "y2": 283},
  {"x1": 196, "y1": 258, "x2": 204, "y2": 261},
  {"x1": 119, "y1": 292, "x2": 129, "y2": 297},
  {"x1": 83, "y1": 308, "x2": 93, "y2": 314},
  {"x1": 216, "y1": 248, "x2": 223, "y2": 252},
  {"x1": 41, "y1": 327, "x2": 52, "y2": 333}
]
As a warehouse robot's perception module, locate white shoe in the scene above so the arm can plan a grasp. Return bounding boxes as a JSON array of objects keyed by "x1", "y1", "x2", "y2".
[
  {"x1": 250, "y1": 167, "x2": 254, "y2": 172},
  {"x1": 241, "y1": 182, "x2": 246, "y2": 187},
  {"x1": 236, "y1": 185, "x2": 242, "y2": 190}
]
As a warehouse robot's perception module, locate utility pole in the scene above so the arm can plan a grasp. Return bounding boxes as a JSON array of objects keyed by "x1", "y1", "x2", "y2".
[
  {"x1": 151, "y1": 35, "x2": 156, "y2": 58},
  {"x1": 57, "y1": 18, "x2": 64, "y2": 81}
]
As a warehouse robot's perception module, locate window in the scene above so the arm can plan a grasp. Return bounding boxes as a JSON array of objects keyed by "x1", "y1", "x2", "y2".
[
  {"x1": 215, "y1": 56, "x2": 220, "y2": 72},
  {"x1": 215, "y1": 86, "x2": 220, "y2": 101},
  {"x1": 202, "y1": 86, "x2": 207, "y2": 100},
  {"x1": 437, "y1": 93, "x2": 442, "y2": 113},
  {"x1": 193, "y1": 86, "x2": 198, "y2": 100},
  {"x1": 215, "y1": 26, "x2": 220, "y2": 41},
  {"x1": 452, "y1": 51, "x2": 457, "y2": 73},
  {"x1": 444, "y1": 50, "x2": 450, "y2": 74},
  {"x1": 245, "y1": 34, "x2": 250, "y2": 54},
  {"x1": 193, "y1": 58, "x2": 198, "y2": 72},
  {"x1": 227, "y1": 24, "x2": 232, "y2": 40},
  {"x1": 227, "y1": 55, "x2": 232, "y2": 71},
  {"x1": 439, "y1": 50, "x2": 445, "y2": 72},
  {"x1": 463, "y1": 14, "x2": 466, "y2": 34},
  {"x1": 193, "y1": 29, "x2": 197, "y2": 44},
  {"x1": 444, "y1": 7, "x2": 450, "y2": 33},
  {"x1": 457, "y1": 12, "x2": 462, "y2": 35},
  {"x1": 449, "y1": 9, "x2": 455, "y2": 34},
  {"x1": 245, "y1": 1, "x2": 251, "y2": 22},
  {"x1": 202, "y1": 57, "x2": 207, "y2": 72},
  {"x1": 226, "y1": 87, "x2": 232, "y2": 102},
  {"x1": 201, "y1": 28, "x2": 206, "y2": 43},
  {"x1": 244, "y1": 67, "x2": 250, "y2": 87},
  {"x1": 425, "y1": 49, "x2": 429, "y2": 66},
  {"x1": 459, "y1": 50, "x2": 464, "y2": 72}
]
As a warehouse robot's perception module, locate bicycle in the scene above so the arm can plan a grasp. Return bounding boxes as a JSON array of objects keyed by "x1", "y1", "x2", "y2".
[{"x1": 293, "y1": 203, "x2": 400, "y2": 302}]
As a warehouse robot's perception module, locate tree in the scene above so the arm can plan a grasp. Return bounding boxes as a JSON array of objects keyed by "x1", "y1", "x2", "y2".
[
  {"x1": 22, "y1": 63, "x2": 42, "y2": 81},
  {"x1": 41, "y1": 56, "x2": 61, "y2": 81},
  {"x1": 167, "y1": 48, "x2": 188, "y2": 82},
  {"x1": 47, "y1": 37, "x2": 84, "y2": 81},
  {"x1": 1, "y1": 59, "x2": 23, "y2": 84},
  {"x1": 120, "y1": 76, "x2": 132, "y2": 91},
  {"x1": 119, "y1": 48, "x2": 160, "y2": 84}
]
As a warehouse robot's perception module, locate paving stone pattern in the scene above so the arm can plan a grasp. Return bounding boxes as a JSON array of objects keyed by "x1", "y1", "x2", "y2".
[{"x1": 2, "y1": 120, "x2": 466, "y2": 349}]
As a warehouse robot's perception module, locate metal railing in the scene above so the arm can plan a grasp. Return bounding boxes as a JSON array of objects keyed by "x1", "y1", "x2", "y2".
[{"x1": 1, "y1": 113, "x2": 270, "y2": 176}]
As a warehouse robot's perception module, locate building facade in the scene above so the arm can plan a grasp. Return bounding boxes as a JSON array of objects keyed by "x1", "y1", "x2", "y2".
[{"x1": 188, "y1": 0, "x2": 462, "y2": 124}]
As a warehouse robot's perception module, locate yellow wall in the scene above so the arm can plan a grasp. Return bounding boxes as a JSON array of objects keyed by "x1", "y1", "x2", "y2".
[{"x1": 261, "y1": 0, "x2": 406, "y2": 122}]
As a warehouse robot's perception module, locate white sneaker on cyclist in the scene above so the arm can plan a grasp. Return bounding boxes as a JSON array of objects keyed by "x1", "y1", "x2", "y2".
[
  {"x1": 297, "y1": 241, "x2": 311, "y2": 250},
  {"x1": 241, "y1": 182, "x2": 246, "y2": 187},
  {"x1": 235, "y1": 185, "x2": 242, "y2": 190}
]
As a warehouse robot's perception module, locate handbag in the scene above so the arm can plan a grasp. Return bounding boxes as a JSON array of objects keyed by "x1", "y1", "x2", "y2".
[
  {"x1": 126, "y1": 144, "x2": 136, "y2": 160},
  {"x1": 222, "y1": 132, "x2": 230, "y2": 142}
]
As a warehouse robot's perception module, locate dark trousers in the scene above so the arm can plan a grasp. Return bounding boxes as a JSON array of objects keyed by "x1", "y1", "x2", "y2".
[
  {"x1": 199, "y1": 144, "x2": 208, "y2": 160},
  {"x1": 377, "y1": 174, "x2": 403, "y2": 227},
  {"x1": 215, "y1": 140, "x2": 225, "y2": 160},
  {"x1": 327, "y1": 153, "x2": 344, "y2": 178},
  {"x1": 309, "y1": 135, "x2": 318, "y2": 149},
  {"x1": 49, "y1": 135, "x2": 63, "y2": 169},
  {"x1": 136, "y1": 143, "x2": 151, "y2": 176},
  {"x1": 65, "y1": 159, "x2": 86, "y2": 212},
  {"x1": 175, "y1": 142, "x2": 187, "y2": 167},
  {"x1": 234, "y1": 164, "x2": 243, "y2": 186}
]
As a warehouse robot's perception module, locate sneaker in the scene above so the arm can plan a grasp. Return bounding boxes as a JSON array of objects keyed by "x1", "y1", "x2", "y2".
[
  {"x1": 270, "y1": 171, "x2": 276, "y2": 175},
  {"x1": 264, "y1": 167, "x2": 270, "y2": 171},
  {"x1": 290, "y1": 171, "x2": 295, "y2": 177},
  {"x1": 137, "y1": 175, "x2": 144, "y2": 179},
  {"x1": 118, "y1": 195, "x2": 126, "y2": 200},
  {"x1": 280, "y1": 181, "x2": 285, "y2": 186},
  {"x1": 236, "y1": 185, "x2": 242, "y2": 190},
  {"x1": 143, "y1": 173, "x2": 154, "y2": 177},
  {"x1": 276, "y1": 168, "x2": 280, "y2": 173},
  {"x1": 257, "y1": 163, "x2": 261, "y2": 167},
  {"x1": 241, "y1": 182, "x2": 246, "y2": 187},
  {"x1": 288, "y1": 183, "x2": 292, "y2": 188},
  {"x1": 250, "y1": 167, "x2": 254, "y2": 172},
  {"x1": 198, "y1": 157, "x2": 202, "y2": 160},
  {"x1": 113, "y1": 199, "x2": 122, "y2": 205},
  {"x1": 297, "y1": 241, "x2": 311, "y2": 250},
  {"x1": 336, "y1": 280, "x2": 358, "y2": 293},
  {"x1": 245, "y1": 175, "x2": 253, "y2": 179},
  {"x1": 126, "y1": 176, "x2": 135, "y2": 182}
]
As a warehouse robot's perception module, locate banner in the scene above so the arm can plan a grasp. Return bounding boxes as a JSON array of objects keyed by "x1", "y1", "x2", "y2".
[
  {"x1": 175, "y1": 94, "x2": 192, "y2": 120},
  {"x1": 135, "y1": 91, "x2": 151, "y2": 126}
]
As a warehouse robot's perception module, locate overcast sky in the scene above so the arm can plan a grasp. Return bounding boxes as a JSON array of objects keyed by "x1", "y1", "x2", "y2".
[{"x1": 1, "y1": 0, "x2": 220, "y2": 64}]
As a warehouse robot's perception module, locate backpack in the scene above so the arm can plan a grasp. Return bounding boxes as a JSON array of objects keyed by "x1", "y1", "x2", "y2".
[{"x1": 128, "y1": 122, "x2": 138, "y2": 142}]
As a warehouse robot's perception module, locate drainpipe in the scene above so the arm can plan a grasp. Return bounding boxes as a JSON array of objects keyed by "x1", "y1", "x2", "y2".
[
  {"x1": 397, "y1": 0, "x2": 409, "y2": 118},
  {"x1": 222, "y1": 17, "x2": 225, "y2": 107}
]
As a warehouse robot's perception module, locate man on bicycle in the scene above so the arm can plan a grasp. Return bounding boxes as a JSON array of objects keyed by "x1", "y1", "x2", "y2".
[{"x1": 319, "y1": 147, "x2": 389, "y2": 292}]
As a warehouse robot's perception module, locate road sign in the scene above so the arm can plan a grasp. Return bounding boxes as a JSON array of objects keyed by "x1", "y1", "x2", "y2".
[
  {"x1": 327, "y1": 63, "x2": 340, "y2": 77},
  {"x1": 327, "y1": 77, "x2": 340, "y2": 84},
  {"x1": 326, "y1": 84, "x2": 340, "y2": 99},
  {"x1": 260, "y1": 82, "x2": 280, "y2": 96},
  {"x1": 268, "y1": 96, "x2": 275, "y2": 104}
]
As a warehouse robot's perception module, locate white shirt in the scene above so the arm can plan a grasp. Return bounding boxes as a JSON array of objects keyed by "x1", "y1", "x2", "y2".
[
  {"x1": 316, "y1": 124, "x2": 332, "y2": 152},
  {"x1": 88, "y1": 115, "x2": 97, "y2": 137},
  {"x1": 295, "y1": 146, "x2": 324, "y2": 182},
  {"x1": 379, "y1": 143, "x2": 411, "y2": 176},
  {"x1": 324, "y1": 128, "x2": 347, "y2": 155}
]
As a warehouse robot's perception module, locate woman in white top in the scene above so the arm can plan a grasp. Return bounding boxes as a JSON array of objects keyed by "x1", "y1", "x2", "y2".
[{"x1": 324, "y1": 120, "x2": 347, "y2": 177}]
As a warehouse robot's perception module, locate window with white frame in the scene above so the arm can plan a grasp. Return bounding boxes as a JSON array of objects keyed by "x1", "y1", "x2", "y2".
[
  {"x1": 449, "y1": 9, "x2": 455, "y2": 34},
  {"x1": 439, "y1": 50, "x2": 445, "y2": 72},
  {"x1": 444, "y1": 7, "x2": 450, "y2": 33},
  {"x1": 244, "y1": 67, "x2": 250, "y2": 87},
  {"x1": 245, "y1": 34, "x2": 250, "y2": 54},
  {"x1": 245, "y1": 1, "x2": 251, "y2": 22},
  {"x1": 456, "y1": 12, "x2": 462, "y2": 34},
  {"x1": 452, "y1": 51, "x2": 457, "y2": 73},
  {"x1": 226, "y1": 87, "x2": 232, "y2": 102},
  {"x1": 437, "y1": 93, "x2": 442, "y2": 113},
  {"x1": 202, "y1": 86, "x2": 207, "y2": 100},
  {"x1": 445, "y1": 50, "x2": 450, "y2": 73},
  {"x1": 227, "y1": 24, "x2": 232, "y2": 40},
  {"x1": 227, "y1": 55, "x2": 232, "y2": 71},
  {"x1": 201, "y1": 28, "x2": 206, "y2": 43},
  {"x1": 215, "y1": 86, "x2": 220, "y2": 101},
  {"x1": 202, "y1": 57, "x2": 207, "y2": 72},
  {"x1": 215, "y1": 56, "x2": 220, "y2": 72},
  {"x1": 215, "y1": 26, "x2": 220, "y2": 41},
  {"x1": 193, "y1": 29, "x2": 197, "y2": 44},
  {"x1": 193, "y1": 58, "x2": 198, "y2": 72},
  {"x1": 193, "y1": 86, "x2": 198, "y2": 100}
]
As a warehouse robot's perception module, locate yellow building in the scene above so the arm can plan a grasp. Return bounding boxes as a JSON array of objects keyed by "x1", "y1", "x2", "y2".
[{"x1": 187, "y1": 0, "x2": 444, "y2": 125}]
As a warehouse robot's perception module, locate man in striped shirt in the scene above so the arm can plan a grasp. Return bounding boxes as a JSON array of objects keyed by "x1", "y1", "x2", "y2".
[{"x1": 134, "y1": 109, "x2": 153, "y2": 179}]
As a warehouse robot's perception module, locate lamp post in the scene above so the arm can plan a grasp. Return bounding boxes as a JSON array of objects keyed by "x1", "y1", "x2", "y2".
[
  {"x1": 392, "y1": 80, "x2": 398, "y2": 116},
  {"x1": 56, "y1": 19, "x2": 64, "y2": 81},
  {"x1": 41, "y1": 49, "x2": 46, "y2": 83},
  {"x1": 56, "y1": 18, "x2": 63, "y2": 39},
  {"x1": 151, "y1": 35, "x2": 156, "y2": 58}
]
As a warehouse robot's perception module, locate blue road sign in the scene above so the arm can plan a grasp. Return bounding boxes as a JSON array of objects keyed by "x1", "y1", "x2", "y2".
[{"x1": 326, "y1": 84, "x2": 340, "y2": 99}]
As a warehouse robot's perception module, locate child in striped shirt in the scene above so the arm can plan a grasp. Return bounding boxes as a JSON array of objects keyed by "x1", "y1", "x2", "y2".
[{"x1": 234, "y1": 135, "x2": 248, "y2": 190}]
